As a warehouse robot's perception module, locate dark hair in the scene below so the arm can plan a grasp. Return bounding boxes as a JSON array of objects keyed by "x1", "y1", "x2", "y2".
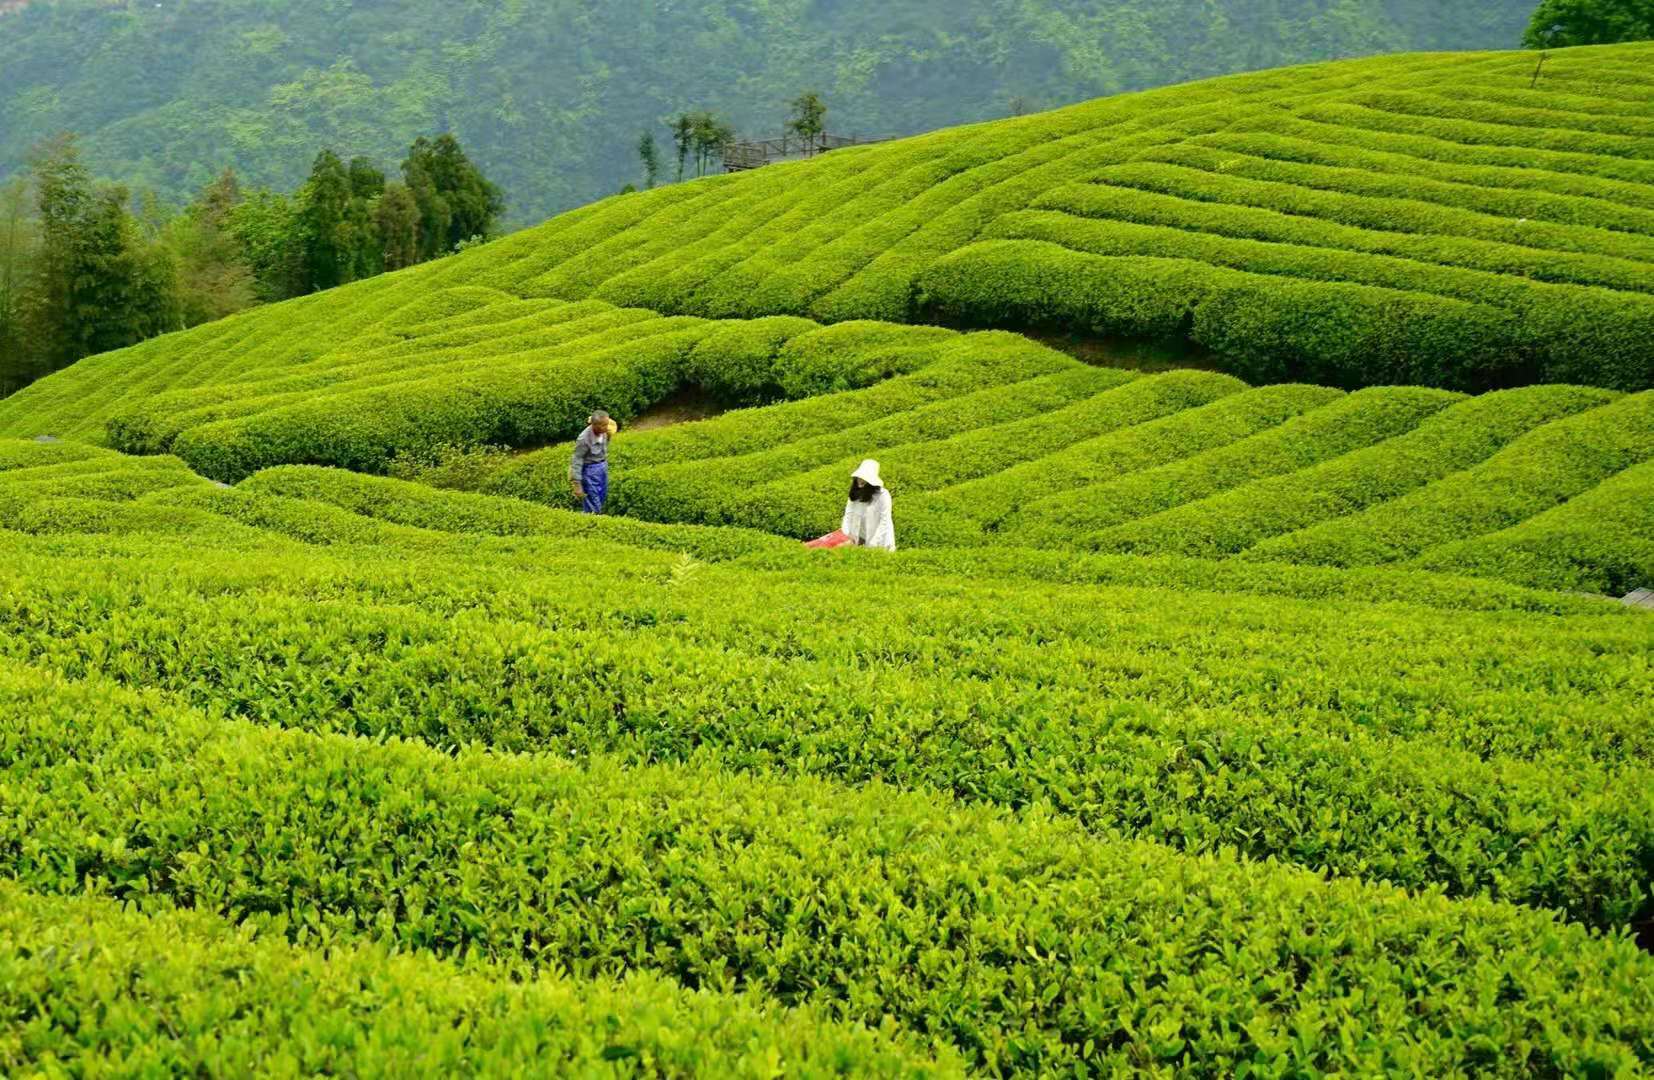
[{"x1": 848, "y1": 478, "x2": 879, "y2": 503}]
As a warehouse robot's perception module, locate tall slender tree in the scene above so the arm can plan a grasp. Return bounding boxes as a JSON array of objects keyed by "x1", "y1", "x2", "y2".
[
  {"x1": 376, "y1": 180, "x2": 420, "y2": 271},
  {"x1": 26, "y1": 134, "x2": 92, "y2": 376},
  {"x1": 671, "y1": 114, "x2": 696, "y2": 182},
  {"x1": 637, "y1": 131, "x2": 662, "y2": 189},
  {"x1": 167, "y1": 168, "x2": 257, "y2": 327},
  {"x1": 0, "y1": 178, "x2": 33, "y2": 395},
  {"x1": 299, "y1": 149, "x2": 352, "y2": 291},
  {"x1": 787, "y1": 92, "x2": 828, "y2": 152}
]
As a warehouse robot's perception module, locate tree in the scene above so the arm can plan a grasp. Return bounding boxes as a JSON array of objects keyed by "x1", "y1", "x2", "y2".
[
  {"x1": 671, "y1": 114, "x2": 696, "y2": 182},
  {"x1": 26, "y1": 134, "x2": 92, "y2": 375},
  {"x1": 343, "y1": 157, "x2": 386, "y2": 281},
  {"x1": 402, "y1": 134, "x2": 503, "y2": 260},
  {"x1": 637, "y1": 131, "x2": 662, "y2": 189},
  {"x1": 0, "y1": 178, "x2": 34, "y2": 395},
  {"x1": 1524, "y1": 0, "x2": 1654, "y2": 46},
  {"x1": 298, "y1": 148, "x2": 352, "y2": 291},
  {"x1": 20, "y1": 135, "x2": 179, "y2": 382},
  {"x1": 229, "y1": 187, "x2": 305, "y2": 302},
  {"x1": 686, "y1": 111, "x2": 734, "y2": 177},
  {"x1": 376, "y1": 181, "x2": 420, "y2": 272},
  {"x1": 166, "y1": 168, "x2": 258, "y2": 327},
  {"x1": 787, "y1": 91, "x2": 828, "y2": 152}
]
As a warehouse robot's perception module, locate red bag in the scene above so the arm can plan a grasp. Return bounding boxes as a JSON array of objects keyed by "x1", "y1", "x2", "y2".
[{"x1": 804, "y1": 530, "x2": 854, "y2": 549}]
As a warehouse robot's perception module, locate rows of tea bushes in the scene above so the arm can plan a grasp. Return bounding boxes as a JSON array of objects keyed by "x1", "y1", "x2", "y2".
[
  {"x1": 1245, "y1": 389, "x2": 1654, "y2": 567},
  {"x1": 996, "y1": 386, "x2": 1463, "y2": 546},
  {"x1": 1084, "y1": 385, "x2": 1619, "y2": 557},
  {"x1": 1415, "y1": 457, "x2": 1654, "y2": 595},
  {"x1": 3, "y1": 660, "x2": 1650, "y2": 1076},
  {"x1": 0, "y1": 884, "x2": 954, "y2": 1077},
  {"x1": 104, "y1": 304, "x2": 981, "y2": 483},
  {"x1": 0, "y1": 46, "x2": 1649, "y2": 457},
  {"x1": 4, "y1": 460, "x2": 1652, "y2": 934},
  {"x1": 0, "y1": 438, "x2": 1613, "y2": 617}
]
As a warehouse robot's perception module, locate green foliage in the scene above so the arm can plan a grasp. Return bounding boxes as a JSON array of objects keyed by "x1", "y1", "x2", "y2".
[
  {"x1": 6, "y1": 636, "x2": 1654, "y2": 1075},
  {"x1": 0, "y1": 884, "x2": 959, "y2": 1077},
  {"x1": 1088, "y1": 385, "x2": 1619, "y2": 557},
  {"x1": 1415, "y1": 455, "x2": 1654, "y2": 595},
  {"x1": 94, "y1": 42, "x2": 1635, "y2": 395},
  {"x1": 3, "y1": 434, "x2": 1653, "y2": 1070},
  {"x1": 0, "y1": 1, "x2": 1540, "y2": 224},
  {"x1": 1525, "y1": 0, "x2": 1654, "y2": 46}
]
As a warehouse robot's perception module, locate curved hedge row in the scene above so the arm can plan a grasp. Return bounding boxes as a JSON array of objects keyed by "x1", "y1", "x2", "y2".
[
  {"x1": 1087, "y1": 385, "x2": 1616, "y2": 557},
  {"x1": 1001, "y1": 386, "x2": 1459, "y2": 546},
  {"x1": 900, "y1": 383, "x2": 1342, "y2": 545},
  {"x1": 1414, "y1": 458, "x2": 1654, "y2": 595},
  {"x1": 216, "y1": 464, "x2": 1612, "y2": 617},
  {"x1": 4, "y1": 662, "x2": 1651, "y2": 1076},
  {"x1": 0, "y1": 884, "x2": 955, "y2": 1078},
  {"x1": 1247, "y1": 389, "x2": 1650, "y2": 567},
  {"x1": 618, "y1": 370, "x2": 1245, "y2": 536}
]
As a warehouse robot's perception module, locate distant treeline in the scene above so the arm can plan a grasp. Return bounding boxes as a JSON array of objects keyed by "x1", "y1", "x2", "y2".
[{"x1": 0, "y1": 133, "x2": 500, "y2": 398}]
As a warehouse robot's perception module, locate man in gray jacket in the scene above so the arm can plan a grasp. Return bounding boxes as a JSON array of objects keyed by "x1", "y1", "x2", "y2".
[{"x1": 570, "y1": 410, "x2": 613, "y2": 514}]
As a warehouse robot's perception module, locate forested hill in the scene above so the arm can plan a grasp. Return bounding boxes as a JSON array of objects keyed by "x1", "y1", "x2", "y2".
[{"x1": 0, "y1": 0, "x2": 1535, "y2": 223}]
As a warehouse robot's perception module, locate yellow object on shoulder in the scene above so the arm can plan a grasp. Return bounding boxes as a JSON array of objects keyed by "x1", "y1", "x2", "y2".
[{"x1": 602, "y1": 418, "x2": 618, "y2": 436}]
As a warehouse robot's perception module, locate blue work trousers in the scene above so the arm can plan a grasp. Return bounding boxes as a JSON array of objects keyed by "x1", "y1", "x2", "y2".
[{"x1": 580, "y1": 460, "x2": 609, "y2": 514}]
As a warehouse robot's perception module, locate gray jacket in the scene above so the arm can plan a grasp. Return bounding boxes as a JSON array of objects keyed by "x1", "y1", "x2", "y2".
[{"x1": 569, "y1": 425, "x2": 609, "y2": 481}]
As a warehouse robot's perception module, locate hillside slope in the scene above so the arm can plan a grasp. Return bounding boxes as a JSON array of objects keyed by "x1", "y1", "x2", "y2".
[
  {"x1": 2, "y1": 42, "x2": 1648, "y2": 444},
  {"x1": 0, "y1": 0, "x2": 1535, "y2": 221}
]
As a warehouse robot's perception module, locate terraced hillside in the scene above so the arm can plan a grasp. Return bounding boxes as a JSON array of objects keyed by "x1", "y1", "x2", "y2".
[
  {"x1": 3, "y1": 43, "x2": 1654, "y2": 1076},
  {"x1": 3, "y1": 43, "x2": 1654, "y2": 462}
]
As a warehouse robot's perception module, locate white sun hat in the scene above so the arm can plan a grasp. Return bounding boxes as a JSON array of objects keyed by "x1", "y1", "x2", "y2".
[{"x1": 851, "y1": 459, "x2": 883, "y2": 487}]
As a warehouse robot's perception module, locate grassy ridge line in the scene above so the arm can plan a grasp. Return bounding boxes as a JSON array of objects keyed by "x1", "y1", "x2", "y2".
[
  {"x1": 1001, "y1": 386, "x2": 1460, "y2": 545},
  {"x1": 1295, "y1": 98, "x2": 1654, "y2": 185},
  {"x1": 532, "y1": 144, "x2": 899, "y2": 302},
  {"x1": 992, "y1": 208, "x2": 1650, "y2": 324},
  {"x1": 170, "y1": 322, "x2": 710, "y2": 481},
  {"x1": 1247, "y1": 389, "x2": 1654, "y2": 567},
  {"x1": 1413, "y1": 457, "x2": 1654, "y2": 595},
  {"x1": 901, "y1": 384, "x2": 1345, "y2": 544},
  {"x1": 1192, "y1": 126, "x2": 1654, "y2": 223},
  {"x1": 1131, "y1": 138, "x2": 1654, "y2": 243},
  {"x1": 5, "y1": 49, "x2": 1654, "y2": 451},
  {"x1": 4, "y1": 520, "x2": 1652, "y2": 927},
  {"x1": 0, "y1": 885, "x2": 958, "y2": 1079},
  {"x1": 612, "y1": 366, "x2": 1159, "y2": 531},
  {"x1": 0, "y1": 269, "x2": 441, "y2": 440},
  {"x1": 0, "y1": 443, "x2": 1609, "y2": 621},
  {"x1": 1087, "y1": 385, "x2": 1613, "y2": 557},
  {"x1": 1350, "y1": 86, "x2": 1654, "y2": 143},
  {"x1": 797, "y1": 49, "x2": 1519, "y2": 323},
  {"x1": 3, "y1": 661, "x2": 1650, "y2": 1077}
]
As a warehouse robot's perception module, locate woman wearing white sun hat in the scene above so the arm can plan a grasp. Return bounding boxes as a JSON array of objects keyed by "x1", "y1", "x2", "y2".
[{"x1": 840, "y1": 458, "x2": 895, "y2": 550}]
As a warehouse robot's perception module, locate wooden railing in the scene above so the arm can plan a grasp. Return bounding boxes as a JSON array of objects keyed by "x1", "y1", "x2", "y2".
[{"x1": 722, "y1": 132, "x2": 885, "y2": 171}]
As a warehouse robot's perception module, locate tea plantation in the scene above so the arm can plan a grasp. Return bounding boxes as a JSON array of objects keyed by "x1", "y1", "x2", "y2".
[{"x1": 2, "y1": 43, "x2": 1654, "y2": 1078}]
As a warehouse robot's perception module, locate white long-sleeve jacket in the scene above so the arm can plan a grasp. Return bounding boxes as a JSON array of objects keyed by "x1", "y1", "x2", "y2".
[{"x1": 841, "y1": 489, "x2": 895, "y2": 550}]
